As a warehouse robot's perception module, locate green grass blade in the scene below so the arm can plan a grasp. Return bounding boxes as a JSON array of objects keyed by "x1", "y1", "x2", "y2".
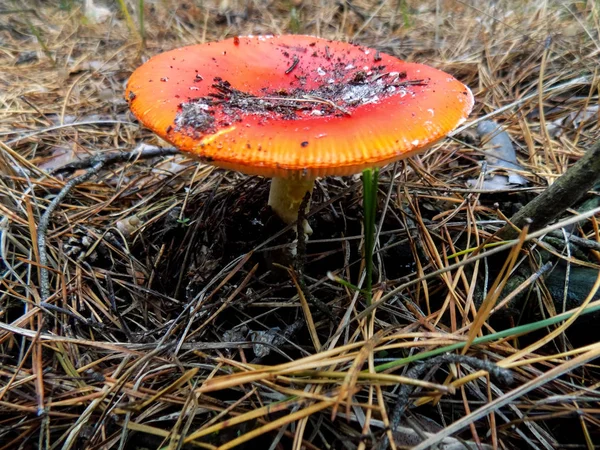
[
  {"x1": 115, "y1": 0, "x2": 137, "y2": 36},
  {"x1": 138, "y1": 0, "x2": 145, "y2": 47},
  {"x1": 362, "y1": 168, "x2": 379, "y2": 305},
  {"x1": 373, "y1": 302, "x2": 600, "y2": 372}
]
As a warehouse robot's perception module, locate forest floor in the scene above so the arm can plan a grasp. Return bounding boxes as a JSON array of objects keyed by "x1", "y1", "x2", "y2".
[{"x1": 1, "y1": 1, "x2": 599, "y2": 449}]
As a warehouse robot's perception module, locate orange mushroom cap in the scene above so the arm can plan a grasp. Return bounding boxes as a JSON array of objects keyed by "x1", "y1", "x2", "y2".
[{"x1": 126, "y1": 35, "x2": 473, "y2": 178}]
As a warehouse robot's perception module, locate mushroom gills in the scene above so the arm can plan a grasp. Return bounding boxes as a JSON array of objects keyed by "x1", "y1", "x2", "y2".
[{"x1": 268, "y1": 175, "x2": 316, "y2": 235}]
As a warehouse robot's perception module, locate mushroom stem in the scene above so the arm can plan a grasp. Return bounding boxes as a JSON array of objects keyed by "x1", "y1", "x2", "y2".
[{"x1": 268, "y1": 175, "x2": 315, "y2": 234}]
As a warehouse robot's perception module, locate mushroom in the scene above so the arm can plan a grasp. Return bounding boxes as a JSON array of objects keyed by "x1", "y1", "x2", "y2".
[{"x1": 126, "y1": 35, "x2": 473, "y2": 233}]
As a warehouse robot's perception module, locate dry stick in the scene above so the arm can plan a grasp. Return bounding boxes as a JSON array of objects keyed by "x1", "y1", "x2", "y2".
[
  {"x1": 38, "y1": 161, "x2": 104, "y2": 301},
  {"x1": 52, "y1": 145, "x2": 179, "y2": 175},
  {"x1": 37, "y1": 146, "x2": 179, "y2": 301},
  {"x1": 376, "y1": 354, "x2": 514, "y2": 450},
  {"x1": 499, "y1": 139, "x2": 600, "y2": 240},
  {"x1": 548, "y1": 229, "x2": 600, "y2": 252}
]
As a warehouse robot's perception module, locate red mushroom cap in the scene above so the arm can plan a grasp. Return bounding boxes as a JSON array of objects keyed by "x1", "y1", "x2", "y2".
[{"x1": 126, "y1": 35, "x2": 473, "y2": 178}]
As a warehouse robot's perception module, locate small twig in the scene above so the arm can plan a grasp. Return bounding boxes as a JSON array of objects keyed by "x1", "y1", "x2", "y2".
[
  {"x1": 285, "y1": 55, "x2": 299, "y2": 74},
  {"x1": 548, "y1": 230, "x2": 600, "y2": 252},
  {"x1": 38, "y1": 161, "x2": 104, "y2": 301},
  {"x1": 38, "y1": 301, "x2": 102, "y2": 327},
  {"x1": 377, "y1": 354, "x2": 513, "y2": 450},
  {"x1": 52, "y1": 145, "x2": 179, "y2": 175},
  {"x1": 390, "y1": 79, "x2": 427, "y2": 88}
]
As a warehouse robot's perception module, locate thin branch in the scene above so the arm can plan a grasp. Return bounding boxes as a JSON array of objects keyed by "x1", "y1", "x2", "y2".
[
  {"x1": 38, "y1": 161, "x2": 104, "y2": 301},
  {"x1": 52, "y1": 145, "x2": 179, "y2": 175}
]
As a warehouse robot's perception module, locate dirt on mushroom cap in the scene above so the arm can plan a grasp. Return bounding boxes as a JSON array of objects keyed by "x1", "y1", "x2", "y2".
[
  {"x1": 126, "y1": 35, "x2": 474, "y2": 178},
  {"x1": 174, "y1": 72, "x2": 423, "y2": 135}
]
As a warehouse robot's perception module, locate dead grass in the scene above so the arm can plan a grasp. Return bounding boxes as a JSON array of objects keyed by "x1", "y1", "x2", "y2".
[{"x1": 1, "y1": 1, "x2": 600, "y2": 449}]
